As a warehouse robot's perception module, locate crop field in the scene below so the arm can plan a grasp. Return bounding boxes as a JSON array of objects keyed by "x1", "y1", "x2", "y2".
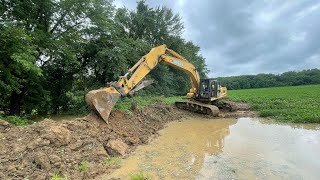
[{"x1": 228, "y1": 85, "x2": 320, "y2": 123}]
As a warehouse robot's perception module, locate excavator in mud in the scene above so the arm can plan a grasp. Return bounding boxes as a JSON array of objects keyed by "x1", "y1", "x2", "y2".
[{"x1": 85, "y1": 45, "x2": 228, "y2": 123}]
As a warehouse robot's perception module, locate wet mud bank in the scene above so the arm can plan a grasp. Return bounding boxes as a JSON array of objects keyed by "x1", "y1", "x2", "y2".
[{"x1": 0, "y1": 101, "x2": 253, "y2": 179}]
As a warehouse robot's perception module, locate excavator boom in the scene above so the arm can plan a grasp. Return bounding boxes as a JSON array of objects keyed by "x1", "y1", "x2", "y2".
[{"x1": 85, "y1": 45, "x2": 224, "y2": 123}]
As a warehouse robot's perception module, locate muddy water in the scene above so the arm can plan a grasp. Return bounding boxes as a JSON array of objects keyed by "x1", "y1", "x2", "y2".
[{"x1": 105, "y1": 117, "x2": 320, "y2": 180}]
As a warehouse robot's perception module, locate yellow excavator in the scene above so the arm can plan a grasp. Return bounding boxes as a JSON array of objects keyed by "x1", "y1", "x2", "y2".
[{"x1": 85, "y1": 44, "x2": 227, "y2": 123}]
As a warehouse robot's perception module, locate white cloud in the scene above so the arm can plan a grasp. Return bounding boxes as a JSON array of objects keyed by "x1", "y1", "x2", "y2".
[
  {"x1": 115, "y1": 0, "x2": 320, "y2": 77},
  {"x1": 295, "y1": 2, "x2": 320, "y2": 21}
]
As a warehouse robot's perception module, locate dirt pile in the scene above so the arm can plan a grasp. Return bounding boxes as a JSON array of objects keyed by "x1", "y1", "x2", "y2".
[
  {"x1": 0, "y1": 103, "x2": 185, "y2": 180},
  {"x1": 0, "y1": 101, "x2": 254, "y2": 180}
]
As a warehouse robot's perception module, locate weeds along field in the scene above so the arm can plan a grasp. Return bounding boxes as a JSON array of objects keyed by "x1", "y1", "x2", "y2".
[
  {"x1": 228, "y1": 85, "x2": 320, "y2": 123},
  {"x1": 114, "y1": 96, "x2": 184, "y2": 110}
]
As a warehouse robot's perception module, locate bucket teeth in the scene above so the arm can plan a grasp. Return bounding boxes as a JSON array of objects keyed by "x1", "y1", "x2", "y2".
[{"x1": 85, "y1": 89, "x2": 120, "y2": 123}]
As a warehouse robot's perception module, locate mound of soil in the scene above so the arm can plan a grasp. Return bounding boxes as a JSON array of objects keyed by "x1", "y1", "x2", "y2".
[
  {"x1": 0, "y1": 103, "x2": 186, "y2": 180},
  {"x1": 0, "y1": 102, "x2": 254, "y2": 180}
]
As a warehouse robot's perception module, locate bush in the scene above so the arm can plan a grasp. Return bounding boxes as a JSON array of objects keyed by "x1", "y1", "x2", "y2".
[
  {"x1": 0, "y1": 115, "x2": 31, "y2": 126},
  {"x1": 65, "y1": 91, "x2": 90, "y2": 115}
]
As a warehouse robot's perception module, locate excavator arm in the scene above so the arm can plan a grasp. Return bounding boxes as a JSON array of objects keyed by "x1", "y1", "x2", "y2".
[{"x1": 85, "y1": 44, "x2": 201, "y2": 123}]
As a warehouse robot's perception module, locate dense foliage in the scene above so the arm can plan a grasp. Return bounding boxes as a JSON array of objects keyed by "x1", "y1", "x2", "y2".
[
  {"x1": 0, "y1": 0, "x2": 207, "y2": 116},
  {"x1": 228, "y1": 85, "x2": 320, "y2": 123},
  {"x1": 218, "y1": 69, "x2": 320, "y2": 90}
]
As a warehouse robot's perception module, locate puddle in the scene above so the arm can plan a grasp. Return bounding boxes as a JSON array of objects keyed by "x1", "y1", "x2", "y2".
[{"x1": 103, "y1": 117, "x2": 320, "y2": 180}]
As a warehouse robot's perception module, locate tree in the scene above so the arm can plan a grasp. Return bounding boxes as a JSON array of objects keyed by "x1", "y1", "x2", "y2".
[
  {"x1": 0, "y1": 0, "x2": 209, "y2": 116},
  {"x1": 0, "y1": 24, "x2": 42, "y2": 115},
  {"x1": 218, "y1": 69, "x2": 320, "y2": 90},
  {"x1": 110, "y1": 1, "x2": 207, "y2": 96},
  {"x1": 0, "y1": 0, "x2": 115, "y2": 114}
]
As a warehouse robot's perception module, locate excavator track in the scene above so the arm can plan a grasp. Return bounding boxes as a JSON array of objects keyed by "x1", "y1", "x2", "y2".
[
  {"x1": 175, "y1": 100, "x2": 219, "y2": 116},
  {"x1": 213, "y1": 99, "x2": 249, "y2": 112}
]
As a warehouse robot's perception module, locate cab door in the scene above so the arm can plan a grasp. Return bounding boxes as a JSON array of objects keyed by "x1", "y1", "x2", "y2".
[{"x1": 199, "y1": 79, "x2": 211, "y2": 100}]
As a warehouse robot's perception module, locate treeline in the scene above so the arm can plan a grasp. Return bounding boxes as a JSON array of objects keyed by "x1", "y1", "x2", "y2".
[
  {"x1": 218, "y1": 69, "x2": 320, "y2": 90},
  {"x1": 0, "y1": 0, "x2": 208, "y2": 116}
]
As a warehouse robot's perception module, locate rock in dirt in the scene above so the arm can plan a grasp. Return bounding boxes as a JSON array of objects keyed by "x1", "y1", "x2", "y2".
[
  {"x1": 49, "y1": 154, "x2": 62, "y2": 165},
  {"x1": 0, "y1": 119, "x2": 12, "y2": 131},
  {"x1": 42, "y1": 125, "x2": 72, "y2": 146},
  {"x1": 27, "y1": 137, "x2": 50, "y2": 150},
  {"x1": 92, "y1": 145, "x2": 109, "y2": 157},
  {"x1": 105, "y1": 139, "x2": 128, "y2": 156},
  {"x1": 34, "y1": 152, "x2": 51, "y2": 170}
]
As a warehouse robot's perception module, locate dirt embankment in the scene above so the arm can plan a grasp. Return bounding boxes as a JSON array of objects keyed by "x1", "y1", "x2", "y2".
[{"x1": 0, "y1": 102, "x2": 254, "y2": 180}]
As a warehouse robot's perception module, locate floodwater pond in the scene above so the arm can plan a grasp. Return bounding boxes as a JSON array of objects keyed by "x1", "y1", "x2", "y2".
[{"x1": 105, "y1": 117, "x2": 320, "y2": 180}]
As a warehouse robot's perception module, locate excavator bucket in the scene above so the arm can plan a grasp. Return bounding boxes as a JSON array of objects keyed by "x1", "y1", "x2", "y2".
[{"x1": 85, "y1": 89, "x2": 121, "y2": 123}]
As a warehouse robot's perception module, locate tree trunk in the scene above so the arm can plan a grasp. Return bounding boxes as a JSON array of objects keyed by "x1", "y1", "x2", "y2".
[
  {"x1": 9, "y1": 91, "x2": 23, "y2": 115},
  {"x1": 53, "y1": 104, "x2": 59, "y2": 115}
]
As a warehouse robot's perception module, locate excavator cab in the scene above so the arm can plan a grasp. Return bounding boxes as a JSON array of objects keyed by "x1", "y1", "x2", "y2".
[{"x1": 198, "y1": 79, "x2": 221, "y2": 101}]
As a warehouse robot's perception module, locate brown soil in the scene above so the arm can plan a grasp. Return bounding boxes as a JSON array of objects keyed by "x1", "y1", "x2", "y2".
[{"x1": 0, "y1": 102, "x2": 255, "y2": 180}]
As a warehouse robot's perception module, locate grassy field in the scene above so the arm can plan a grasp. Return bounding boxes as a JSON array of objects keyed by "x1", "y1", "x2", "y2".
[
  {"x1": 228, "y1": 85, "x2": 320, "y2": 123},
  {"x1": 114, "y1": 96, "x2": 184, "y2": 110},
  {"x1": 115, "y1": 85, "x2": 320, "y2": 123}
]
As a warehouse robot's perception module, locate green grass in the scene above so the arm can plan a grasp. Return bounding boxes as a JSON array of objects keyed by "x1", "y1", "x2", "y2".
[
  {"x1": 78, "y1": 161, "x2": 89, "y2": 172},
  {"x1": 104, "y1": 156, "x2": 121, "y2": 166},
  {"x1": 0, "y1": 115, "x2": 31, "y2": 126},
  {"x1": 129, "y1": 171, "x2": 151, "y2": 180},
  {"x1": 114, "y1": 96, "x2": 184, "y2": 110},
  {"x1": 51, "y1": 173, "x2": 68, "y2": 180},
  {"x1": 228, "y1": 85, "x2": 320, "y2": 123}
]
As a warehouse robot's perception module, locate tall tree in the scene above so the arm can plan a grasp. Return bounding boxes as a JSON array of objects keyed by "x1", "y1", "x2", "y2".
[
  {"x1": 0, "y1": 24, "x2": 42, "y2": 115},
  {"x1": 0, "y1": 0, "x2": 210, "y2": 116},
  {"x1": 0, "y1": 0, "x2": 115, "y2": 114},
  {"x1": 111, "y1": 1, "x2": 208, "y2": 95}
]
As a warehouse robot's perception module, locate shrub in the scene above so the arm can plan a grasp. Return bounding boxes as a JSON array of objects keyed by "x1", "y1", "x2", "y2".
[{"x1": 0, "y1": 115, "x2": 31, "y2": 126}]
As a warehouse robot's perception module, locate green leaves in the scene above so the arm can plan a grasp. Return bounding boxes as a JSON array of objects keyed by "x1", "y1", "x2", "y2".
[
  {"x1": 11, "y1": 51, "x2": 42, "y2": 76},
  {"x1": 228, "y1": 85, "x2": 320, "y2": 123},
  {"x1": 0, "y1": 0, "x2": 208, "y2": 116},
  {"x1": 0, "y1": 115, "x2": 31, "y2": 126}
]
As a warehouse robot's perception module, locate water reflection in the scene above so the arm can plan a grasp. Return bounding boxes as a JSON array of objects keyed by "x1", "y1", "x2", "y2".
[
  {"x1": 105, "y1": 118, "x2": 237, "y2": 179},
  {"x1": 258, "y1": 118, "x2": 320, "y2": 131},
  {"x1": 102, "y1": 117, "x2": 320, "y2": 180},
  {"x1": 197, "y1": 118, "x2": 320, "y2": 180}
]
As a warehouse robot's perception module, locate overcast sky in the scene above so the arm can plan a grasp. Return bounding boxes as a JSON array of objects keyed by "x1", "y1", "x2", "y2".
[{"x1": 114, "y1": 0, "x2": 320, "y2": 77}]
